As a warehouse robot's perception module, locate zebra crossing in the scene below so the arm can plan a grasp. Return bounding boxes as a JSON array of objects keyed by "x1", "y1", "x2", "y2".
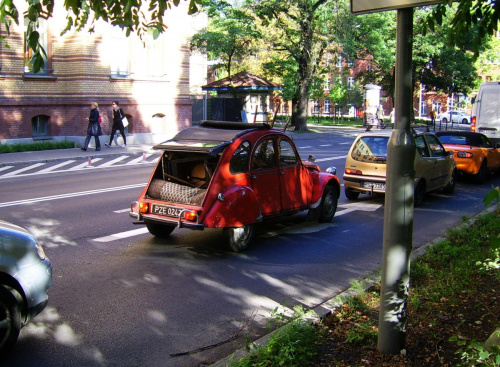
[{"x1": 0, "y1": 153, "x2": 158, "y2": 178}]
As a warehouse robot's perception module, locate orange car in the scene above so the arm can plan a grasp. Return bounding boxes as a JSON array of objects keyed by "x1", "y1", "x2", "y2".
[{"x1": 435, "y1": 131, "x2": 500, "y2": 183}]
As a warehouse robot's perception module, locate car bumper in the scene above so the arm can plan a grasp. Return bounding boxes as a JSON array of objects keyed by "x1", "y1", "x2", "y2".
[{"x1": 343, "y1": 175, "x2": 387, "y2": 194}]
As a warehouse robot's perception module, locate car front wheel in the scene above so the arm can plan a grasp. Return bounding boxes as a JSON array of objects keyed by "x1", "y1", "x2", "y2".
[
  {"x1": 319, "y1": 186, "x2": 338, "y2": 223},
  {"x1": 145, "y1": 222, "x2": 176, "y2": 238},
  {"x1": 0, "y1": 286, "x2": 22, "y2": 356},
  {"x1": 224, "y1": 224, "x2": 255, "y2": 252}
]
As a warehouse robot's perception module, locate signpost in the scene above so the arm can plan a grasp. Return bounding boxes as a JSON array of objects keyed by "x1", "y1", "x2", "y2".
[{"x1": 349, "y1": 0, "x2": 442, "y2": 355}]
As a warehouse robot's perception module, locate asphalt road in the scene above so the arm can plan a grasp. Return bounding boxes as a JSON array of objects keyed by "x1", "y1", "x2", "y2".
[{"x1": 0, "y1": 126, "x2": 496, "y2": 367}]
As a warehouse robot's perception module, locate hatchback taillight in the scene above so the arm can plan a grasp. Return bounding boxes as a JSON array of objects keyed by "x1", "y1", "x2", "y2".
[
  {"x1": 345, "y1": 168, "x2": 362, "y2": 175},
  {"x1": 471, "y1": 116, "x2": 476, "y2": 132}
]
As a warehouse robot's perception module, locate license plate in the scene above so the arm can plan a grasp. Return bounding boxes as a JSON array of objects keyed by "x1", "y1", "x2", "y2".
[
  {"x1": 151, "y1": 204, "x2": 184, "y2": 217},
  {"x1": 362, "y1": 182, "x2": 386, "y2": 190}
]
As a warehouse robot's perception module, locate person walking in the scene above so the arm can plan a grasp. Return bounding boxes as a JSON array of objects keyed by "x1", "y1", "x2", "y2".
[
  {"x1": 430, "y1": 109, "x2": 437, "y2": 130},
  {"x1": 105, "y1": 101, "x2": 127, "y2": 147},
  {"x1": 82, "y1": 102, "x2": 101, "y2": 151}
]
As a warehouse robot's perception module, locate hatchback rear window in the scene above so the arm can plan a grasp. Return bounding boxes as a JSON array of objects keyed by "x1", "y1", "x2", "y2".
[{"x1": 351, "y1": 136, "x2": 389, "y2": 163}]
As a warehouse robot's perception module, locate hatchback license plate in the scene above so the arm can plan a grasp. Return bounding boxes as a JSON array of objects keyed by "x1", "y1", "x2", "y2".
[
  {"x1": 362, "y1": 182, "x2": 386, "y2": 191},
  {"x1": 151, "y1": 204, "x2": 184, "y2": 217}
]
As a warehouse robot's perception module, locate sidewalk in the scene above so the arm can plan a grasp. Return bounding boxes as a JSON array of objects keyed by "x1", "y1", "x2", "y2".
[{"x1": 0, "y1": 144, "x2": 160, "y2": 167}]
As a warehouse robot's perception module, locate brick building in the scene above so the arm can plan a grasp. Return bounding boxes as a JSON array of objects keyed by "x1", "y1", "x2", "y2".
[{"x1": 0, "y1": 3, "x2": 207, "y2": 146}]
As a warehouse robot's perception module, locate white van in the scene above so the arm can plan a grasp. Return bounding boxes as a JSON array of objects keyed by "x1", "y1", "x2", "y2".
[{"x1": 472, "y1": 82, "x2": 500, "y2": 143}]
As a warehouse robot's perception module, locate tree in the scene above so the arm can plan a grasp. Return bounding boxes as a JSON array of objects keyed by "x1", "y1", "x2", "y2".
[
  {"x1": 190, "y1": 0, "x2": 260, "y2": 79},
  {"x1": 0, "y1": 0, "x2": 202, "y2": 73}
]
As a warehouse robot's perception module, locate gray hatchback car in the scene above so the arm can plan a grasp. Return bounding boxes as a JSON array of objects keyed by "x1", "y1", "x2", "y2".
[{"x1": 0, "y1": 220, "x2": 52, "y2": 355}]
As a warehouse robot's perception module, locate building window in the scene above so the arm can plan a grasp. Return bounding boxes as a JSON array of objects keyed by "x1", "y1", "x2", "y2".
[
  {"x1": 366, "y1": 64, "x2": 373, "y2": 72},
  {"x1": 312, "y1": 100, "x2": 320, "y2": 114},
  {"x1": 324, "y1": 77, "x2": 330, "y2": 90},
  {"x1": 110, "y1": 27, "x2": 130, "y2": 77},
  {"x1": 32, "y1": 115, "x2": 49, "y2": 137},
  {"x1": 347, "y1": 59, "x2": 354, "y2": 67},
  {"x1": 324, "y1": 100, "x2": 331, "y2": 114},
  {"x1": 24, "y1": 16, "x2": 50, "y2": 74},
  {"x1": 143, "y1": 35, "x2": 165, "y2": 77},
  {"x1": 336, "y1": 54, "x2": 343, "y2": 68},
  {"x1": 347, "y1": 77, "x2": 355, "y2": 90},
  {"x1": 433, "y1": 102, "x2": 442, "y2": 114}
]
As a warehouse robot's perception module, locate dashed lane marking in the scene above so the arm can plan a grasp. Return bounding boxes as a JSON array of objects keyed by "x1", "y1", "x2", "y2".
[{"x1": 94, "y1": 228, "x2": 149, "y2": 242}]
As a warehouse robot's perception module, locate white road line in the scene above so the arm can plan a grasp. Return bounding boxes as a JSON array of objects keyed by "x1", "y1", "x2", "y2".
[
  {"x1": 114, "y1": 208, "x2": 131, "y2": 213},
  {"x1": 2, "y1": 163, "x2": 46, "y2": 177},
  {"x1": 128, "y1": 154, "x2": 153, "y2": 164},
  {"x1": 0, "y1": 183, "x2": 146, "y2": 208},
  {"x1": 0, "y1": 166, "x2": 14, "y2": 172},
  {"x1": 94, "y1": 227, "x2": 149, "y2": 242},
  {"x1": 319, "y1": 144, "x2": 332, "y2": 147},
  {"x1": 298, "y1": 146, "x2": 312, "y2": 149},
  {"x1": 99, "y1": 155, "x2": 129, "y2": 167},
  {"x1": 38, "y1": 160, "x2": 76, "y2": 173},
  {"x1": 69, "y1": 157, "x2": 103, "y2": 170},
  {"x1": 313, "y1": 155, "x2": 347, "y2": 162}
]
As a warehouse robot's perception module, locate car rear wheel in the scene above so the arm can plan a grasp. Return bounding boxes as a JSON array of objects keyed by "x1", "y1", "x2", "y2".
[
  {"x1": 319, "y1": 186, "x2": 338, "y2": 223},
  {"x1": 461, "y1": 118, "x2": 468, "y2": 124},
  {"x1": 0, "y1": 286, "x2": 22, "y2": 356},
  {"x1": 224, "y1": 224, "x2": 255, "y2": 252},
  {"x1": 475, "y1": 161, "x2": 488, "y2": 184},
  {"x1": 345, "y1": 188, "x2": 360, "y2": 200},
  {"x1": 443, "y1": 170, "x2": 456, "y2": 194},
  {"x1": 145, "y1": 222, "x2": 176, "y2": 238},
  {"x1": 414, "y1": 181, "x2": 425, "y2": 207}
]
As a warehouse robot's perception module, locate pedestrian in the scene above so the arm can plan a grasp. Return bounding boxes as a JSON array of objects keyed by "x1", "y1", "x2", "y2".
[
  {"x1": 105, "y1": 101, "x2": 127, "y2": 147},
  {"x1": 430, "y1": 109, "x2": 437, "y2": 129},
  {"x1": 82, "y1": 102, "x2": 101, "y2": 151},
  {"x1": 377, "y1": 105, "x2": 384, "y2": 128}
]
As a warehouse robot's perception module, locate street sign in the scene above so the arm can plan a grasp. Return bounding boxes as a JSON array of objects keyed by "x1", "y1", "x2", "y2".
[{"x1": 351, "y1": 0, "x2": 442, "y2": 14}]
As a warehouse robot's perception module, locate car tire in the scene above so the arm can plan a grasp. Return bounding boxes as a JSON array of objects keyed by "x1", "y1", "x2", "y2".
[
  {"x1": 475, "y1": 161, "x2": 488, "y2": 184},
  {"x1": 318, "y1": 186, "x2": 338, "y2": 223},
  {"x1": 345, "y1": 188, "x2": 360, "y2": 200},
  {"x1": 224, "y1": 224, "x2": 255, "y2": 252},
  {"x1": 414, "y1": 181, "x2": 425, "y2": 207},
  {"x1": 441, "y1": 118, "x2": 448, "y2": 124},
  {"x1": 145, "y1": 222, "x2": 176, "y2": 238},
  {"x1": 443, "y1": 170, "x2": 456, "y2": 194},
  {"x1": 0, "y1": 286, "x2": 22, "y2": 356},
  {"x1": 461, "y1": 118, "x2": 468, "y2": 124}
]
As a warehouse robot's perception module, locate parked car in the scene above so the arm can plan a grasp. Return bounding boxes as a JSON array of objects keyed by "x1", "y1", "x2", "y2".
[
  {"x1": 130, "y1": 120, "x2": 341, "y2": 251},
  {"x1": 343, "y1": 130, "x2": 457, "y2": 206},
  {"x1": 0, "y1": 220, "x2": 52, "y2": 355},
  {"x1": 435, "y1": 131, "x2": 500, "y2": 183},
  {"x1": 472, "y1": 81, "x2": 500, "y2": 144},
  {"x1": 439, "y1": 110, "x2": 471, "y2": 124}
]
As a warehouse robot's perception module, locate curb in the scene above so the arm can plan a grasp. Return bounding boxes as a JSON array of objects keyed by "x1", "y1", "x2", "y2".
[{"x1": 210, "y1": 205, "x2": 499, "y2": 366}]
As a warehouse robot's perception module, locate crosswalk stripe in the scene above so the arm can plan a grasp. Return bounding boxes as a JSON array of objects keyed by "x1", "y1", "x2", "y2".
[
  {"x1": 2, "y1": 163, "x2": 46, "y2": 177},
  {"x1": 127, "y1": 154, "x2": 153, "y2": 164},
  {"x1": 99, "y1": 155, "x2": 129, "y2": 167},
  {"x1": 93, "y1": 227, "x2": 149, "y2": 242},
  {"x1": 0, "y1": 166, "x2": 14, "y2": 172},
  {"x1": 38, "y1": 160, "x2": 76, "y2": 173},
  {"x1": 68, "y1": 157, "x2": 103, "y2": 170}
]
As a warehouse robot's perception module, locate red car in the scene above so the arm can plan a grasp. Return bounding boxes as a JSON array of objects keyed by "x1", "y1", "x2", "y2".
[{"x1": 130, "y1": 121, "x2": 341, "y2": 251}]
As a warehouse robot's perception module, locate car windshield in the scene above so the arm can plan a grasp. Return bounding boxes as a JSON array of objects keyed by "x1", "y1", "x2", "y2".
[{"x1": 351, "y1": 136, "x2": 389, "y2": 163}]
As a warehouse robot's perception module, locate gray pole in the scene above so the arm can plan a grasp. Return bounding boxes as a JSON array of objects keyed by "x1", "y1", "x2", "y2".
[{"x1": 377, "y1": 7, "x2": 415, "y2": 354}]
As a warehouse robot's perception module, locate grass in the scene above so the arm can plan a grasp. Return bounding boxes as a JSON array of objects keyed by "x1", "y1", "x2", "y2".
[
  {"x1": 0, "y1": 141, "x2": 76, "y2": 154},
  {"x1": 226, "y1": 206, "x2": 500, "y2": 367}
]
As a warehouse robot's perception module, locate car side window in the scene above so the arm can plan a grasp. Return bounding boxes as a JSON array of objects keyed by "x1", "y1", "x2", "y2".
[
  {"x1": 414, "y1": 136, "x2": 430, "y2": 157},
  {"x1": 481, "y1": 135, "x2": 492, "y2": 148},
  {"x1": 230, "y1": 141, "x2": 251, "y2": 174},
  {"x1": 252, "y1": 138, "x2": 277, "y2": 171},
  {"x1": 426, "y1": 135, "x2": 446, "y2": 157},
  {"x1": 279, "y1": 139, "x2": 298, "y2": 167}
]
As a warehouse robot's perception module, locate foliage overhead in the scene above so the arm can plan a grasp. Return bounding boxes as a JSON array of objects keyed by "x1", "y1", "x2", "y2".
[{"x1": 0, "y1": 0, "x2": 202, "y2": 72}]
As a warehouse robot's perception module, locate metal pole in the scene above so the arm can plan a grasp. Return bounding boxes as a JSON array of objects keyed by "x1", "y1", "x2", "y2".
[{"x1": 377, "y1": 7, "x2": 415, "y2": 354}]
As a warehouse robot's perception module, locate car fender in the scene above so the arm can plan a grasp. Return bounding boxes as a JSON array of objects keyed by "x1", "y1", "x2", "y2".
[
  {"x1": 204, "y1": 185, "x2": 262, "y2": 228},
  {"x1": 310, "y1": 174, "x2": 341, "y2": 208}
]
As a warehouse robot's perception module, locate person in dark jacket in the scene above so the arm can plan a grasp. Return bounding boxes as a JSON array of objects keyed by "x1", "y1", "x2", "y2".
[
  {"x1": 105, "y1": 101, "x2": 127, "y2": 147},
  {"x1": 82, "y1": 102, "x2": 101, "y2": 151}
]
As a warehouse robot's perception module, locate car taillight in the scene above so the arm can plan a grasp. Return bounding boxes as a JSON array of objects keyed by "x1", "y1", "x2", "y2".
[
  {"x1": 139, "y1": 202, "x2": 149, "y2": 214},
  {"x1": 471, "y1": 116, "x2": 476, "y2": 132},
  {"x1": 184, "y1": 211, "x2": 197, "y2": 221},
  {"x1": 345, "y1": 168, "x2": 362, "y2": 175},
  {"x1": 457, "y1": 151, "x2": 473, "y2": 158}
]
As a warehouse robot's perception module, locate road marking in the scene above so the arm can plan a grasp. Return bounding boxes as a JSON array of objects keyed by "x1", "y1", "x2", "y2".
[
  {"x1": 298, "y1": 146, "x2": 312, "y2": 149},
  {"x1": 99, "y1": 155, "x2": 129, "y2": 167},
  {"x1": 313, "y1": 155, "x2": 347, "y2": 162},
  {"x1": 0, "y1": 166, "x2": 14, "y2": 172},
  {"x1": 114, "y1": 208, "x2": 131, "y2": 213},
  {"x1": 94, "y1": 227, "x2": 149, "y2": 242},
  {"x1": 0, "y1": 183, "x2": 146, "y2": 208},
  {"x1": 38, "y1": 160, "x2": 76, "y2": 173},
  {"x1": 2, "y1": 163, "x2": 46, "y2": 177},
  {"x1": 68, "y1": 158, "x2": 103, "y2": 170},
  {"x1": 128, "y1": 154, "x2": 153, "y2": 164},
  {"x1": 319, "y1": 144, "x2": 332, "y2": 147}
]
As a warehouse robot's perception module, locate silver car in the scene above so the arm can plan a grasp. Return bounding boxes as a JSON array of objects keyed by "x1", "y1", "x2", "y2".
[
  {"x1": 0, "y1": 220, "x2": 52, "y2": 355},
  {"x1": 439, "y1": 111, "x2": 471, "y2": 124}
]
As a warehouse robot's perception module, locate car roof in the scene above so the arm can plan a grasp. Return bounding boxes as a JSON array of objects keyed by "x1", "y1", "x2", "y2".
[
  {"x1": 153, "y1": 120, "x2": 273, "y2": 155},
  {"x1": 435, "y1": 131, "x2": 487, "y2": 145},
  {"x1": 354, "y1": 129, "x2": 434, "y2": 139}
]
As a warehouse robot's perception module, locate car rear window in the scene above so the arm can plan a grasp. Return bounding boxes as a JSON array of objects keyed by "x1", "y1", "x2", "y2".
[
  {"x1": 351, "y1": 136, "x2": 389, "y2": 163},
  {"x1": 438, "y1": 135, "x2": 468, "y2": 145}
]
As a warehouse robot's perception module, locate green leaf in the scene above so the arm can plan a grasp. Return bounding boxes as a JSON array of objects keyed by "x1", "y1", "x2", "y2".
[{"x1": 483, "y1": 187, "x2": 500, "y2": 206}]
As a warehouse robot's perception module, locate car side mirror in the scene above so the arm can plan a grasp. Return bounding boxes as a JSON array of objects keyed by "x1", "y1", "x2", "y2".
[
  {"x1": 326, "y1": 166, "x2": 337, "y2": 175},
  {"x1": 447, "y1": 150, "x2": 454, "y2": 156}
]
